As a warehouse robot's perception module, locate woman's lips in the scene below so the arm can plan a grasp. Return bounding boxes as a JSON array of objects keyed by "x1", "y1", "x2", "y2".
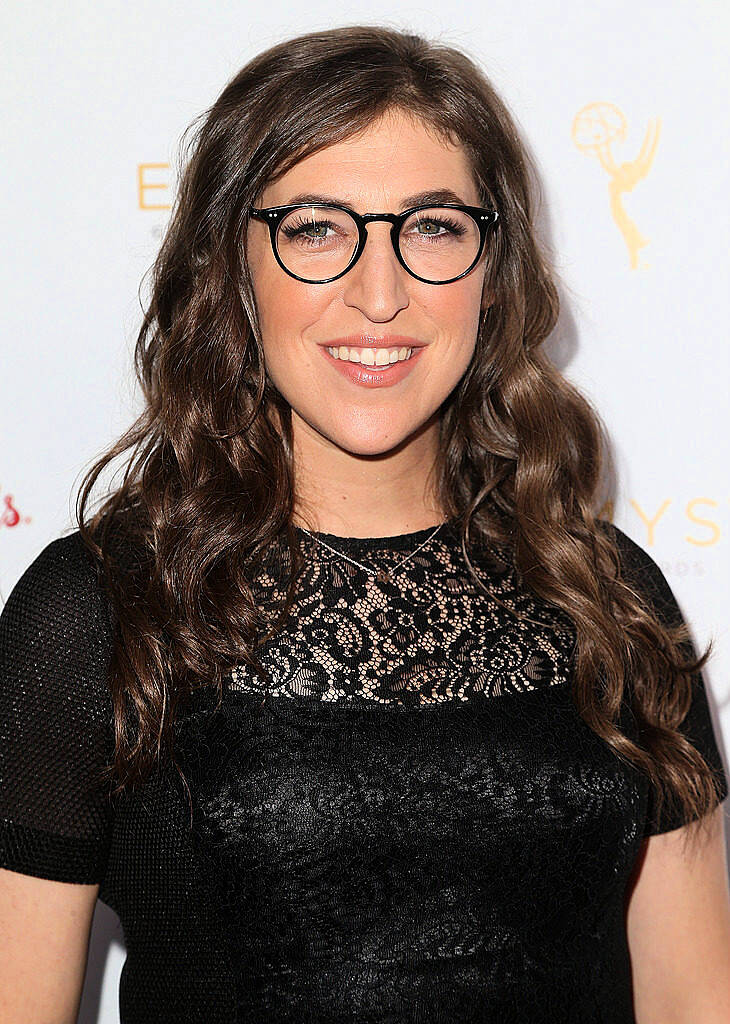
[{"x1": 319, "y1": 344, "x2": 425, "y2": 388}]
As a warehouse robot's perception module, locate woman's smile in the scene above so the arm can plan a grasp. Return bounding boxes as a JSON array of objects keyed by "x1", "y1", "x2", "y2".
[{"x1": 318, "y1": 341, "x2": 426, "y2": 388}]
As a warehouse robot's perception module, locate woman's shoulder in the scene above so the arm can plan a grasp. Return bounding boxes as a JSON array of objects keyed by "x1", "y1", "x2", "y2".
[
  {"x1": 0, "y1": 528, "x2": 118, "y2": 711},
  {"x1": 3, "y1": 528, "x2": 112, "y2": 628},
  {"x1": 5, "y1": 505, "x2": 145, "y2": 627},
  {"x1": 595, "y1": 518, "x2": 684, "y2": 626}
]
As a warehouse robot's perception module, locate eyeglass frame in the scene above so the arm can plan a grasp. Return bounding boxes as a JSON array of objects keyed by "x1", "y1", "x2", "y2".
[{"x1": 248, "y1": 202, "x2": 500, "y2": 285}]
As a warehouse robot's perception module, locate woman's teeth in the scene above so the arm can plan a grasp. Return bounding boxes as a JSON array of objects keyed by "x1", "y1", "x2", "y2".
[{"x1": 325, "y1": 345, "x2": 413, "y2": 366}]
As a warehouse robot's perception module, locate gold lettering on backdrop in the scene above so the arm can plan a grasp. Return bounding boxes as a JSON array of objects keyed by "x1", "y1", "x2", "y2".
[
  {"x1": 572, "y1": 103, "x2": 660, "y2": 269},
  {"x1": 138, "y1": 163, "x2": 170, "y2": 210},
  {"x1": 686, "y1": 499, "x2": 721, "y2": 547},
  {"x1": 631, "y1": 498, "x2": 672, "y2": 546}
]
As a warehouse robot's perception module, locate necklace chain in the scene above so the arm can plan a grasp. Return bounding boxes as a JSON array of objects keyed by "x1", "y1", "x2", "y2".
[{"x1": 298, "y1": 522, "x2": 446, "y2": 584}]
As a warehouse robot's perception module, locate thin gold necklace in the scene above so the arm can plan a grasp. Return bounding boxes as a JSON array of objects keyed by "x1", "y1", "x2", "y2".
[{"x1": 297, "y1": 522, "x2": 446, "y2": 584}]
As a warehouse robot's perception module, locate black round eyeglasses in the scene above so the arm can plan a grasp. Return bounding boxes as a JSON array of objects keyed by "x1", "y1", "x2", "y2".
[{"x1": 248, "y1": 202, "x2": 500, "y2": 285}]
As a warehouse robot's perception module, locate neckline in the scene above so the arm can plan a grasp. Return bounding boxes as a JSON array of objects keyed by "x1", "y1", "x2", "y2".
[{"x1": 292, "y1": 515, "x2": 459, "y2": 554}]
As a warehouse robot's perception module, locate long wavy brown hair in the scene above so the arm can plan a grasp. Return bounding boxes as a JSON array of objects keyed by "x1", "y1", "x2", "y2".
[{"x1": 76, "y1": 23, "x2": 723, "y2": 851}]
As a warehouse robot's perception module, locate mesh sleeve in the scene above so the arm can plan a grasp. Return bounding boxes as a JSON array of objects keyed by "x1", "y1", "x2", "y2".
[
  {"x1": 601, "y1": 521, "x2": 728, "y2": 836},
  {"x1": 0, "y1": 531, "x2": 116, "y2": 883}
]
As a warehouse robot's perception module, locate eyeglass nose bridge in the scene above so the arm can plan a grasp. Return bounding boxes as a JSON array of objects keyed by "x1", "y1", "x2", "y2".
[
  {"x1": 348, "y1": 211, "x2": 406, "y2": 273},
  {"x1": 360, "y1": 212, "x2": 402, "y2": 227}
]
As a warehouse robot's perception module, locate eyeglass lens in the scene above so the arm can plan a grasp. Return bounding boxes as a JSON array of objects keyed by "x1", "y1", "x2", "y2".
[{"x1": 275, "y1": 206, "x2": 482, "y2": 283}]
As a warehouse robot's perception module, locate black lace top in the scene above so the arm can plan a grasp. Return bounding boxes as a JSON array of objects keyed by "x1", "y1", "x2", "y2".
[{"x1": 0, "y1": 518, "x2": 727, "y2": 1024}]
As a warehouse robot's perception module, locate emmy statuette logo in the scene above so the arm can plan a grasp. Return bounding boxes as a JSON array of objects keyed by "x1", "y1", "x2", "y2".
[{"x1": 572, "y1": 102, "x2": 661, "y2": 270}]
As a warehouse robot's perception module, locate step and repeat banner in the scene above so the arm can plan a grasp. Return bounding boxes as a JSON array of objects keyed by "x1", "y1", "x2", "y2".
[{"x1": 2, "y1": 3, "x2": 728, "y2": 1021}]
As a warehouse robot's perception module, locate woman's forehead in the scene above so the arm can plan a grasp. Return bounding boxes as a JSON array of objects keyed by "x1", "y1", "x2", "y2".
[{"x1": 261, "y1": 124, "x2": 479, "y2": 208}]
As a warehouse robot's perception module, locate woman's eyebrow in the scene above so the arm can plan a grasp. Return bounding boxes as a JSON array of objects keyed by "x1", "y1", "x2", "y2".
[{"x1": 281, "y1": 188, "x2": 469, "y2": 210}]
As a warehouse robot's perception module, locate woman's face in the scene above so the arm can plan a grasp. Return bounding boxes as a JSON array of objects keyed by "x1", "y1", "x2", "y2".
[{"x1": 245, "y1": 108, "x2": 490, "y2": 462}]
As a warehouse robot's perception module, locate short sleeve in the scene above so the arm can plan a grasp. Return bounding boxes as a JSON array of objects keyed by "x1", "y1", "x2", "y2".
[
  {"x1": 600, "y1": 520, "x2": 729, "y2": 836},
  {"x1": 0, "y1": 531, "x2": 116, "y2": 883}
]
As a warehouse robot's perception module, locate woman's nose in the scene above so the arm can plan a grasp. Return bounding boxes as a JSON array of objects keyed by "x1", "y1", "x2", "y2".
[{"x1": 341, "y1": 223, "x2": 410, "y2": 315}]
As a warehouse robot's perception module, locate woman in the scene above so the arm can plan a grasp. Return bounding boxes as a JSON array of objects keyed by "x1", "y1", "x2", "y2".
[{"x1": 1, "y1": 24, "x2": 728, "y2": 1024}]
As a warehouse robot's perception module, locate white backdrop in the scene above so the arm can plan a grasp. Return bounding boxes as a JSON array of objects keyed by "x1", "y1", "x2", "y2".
[{"x1": 1, "y1": 2, "x2": 728, "y2": 1020}]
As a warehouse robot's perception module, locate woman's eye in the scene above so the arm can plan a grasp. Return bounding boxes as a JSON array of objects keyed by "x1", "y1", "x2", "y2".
[
  {"x1": 412, "y1": 218, "x2": 464, "y2": 236},
  {"x1": 283, "y1": 220, "x2": 335, "y2": 238}
]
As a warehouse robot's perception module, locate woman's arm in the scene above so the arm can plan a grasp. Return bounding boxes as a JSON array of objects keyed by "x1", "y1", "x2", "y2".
[
  {"x1": 0, "y1": 867, "x2": 98, "y2": 1024},
  {"x1": 625, "y1": 803, "x2": 730, "y2": 1023}
]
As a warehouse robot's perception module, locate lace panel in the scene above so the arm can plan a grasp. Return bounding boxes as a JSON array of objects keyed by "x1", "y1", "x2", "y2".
[{"x1": 230, "y1": 521, "x2": 577, "y2": 707}]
